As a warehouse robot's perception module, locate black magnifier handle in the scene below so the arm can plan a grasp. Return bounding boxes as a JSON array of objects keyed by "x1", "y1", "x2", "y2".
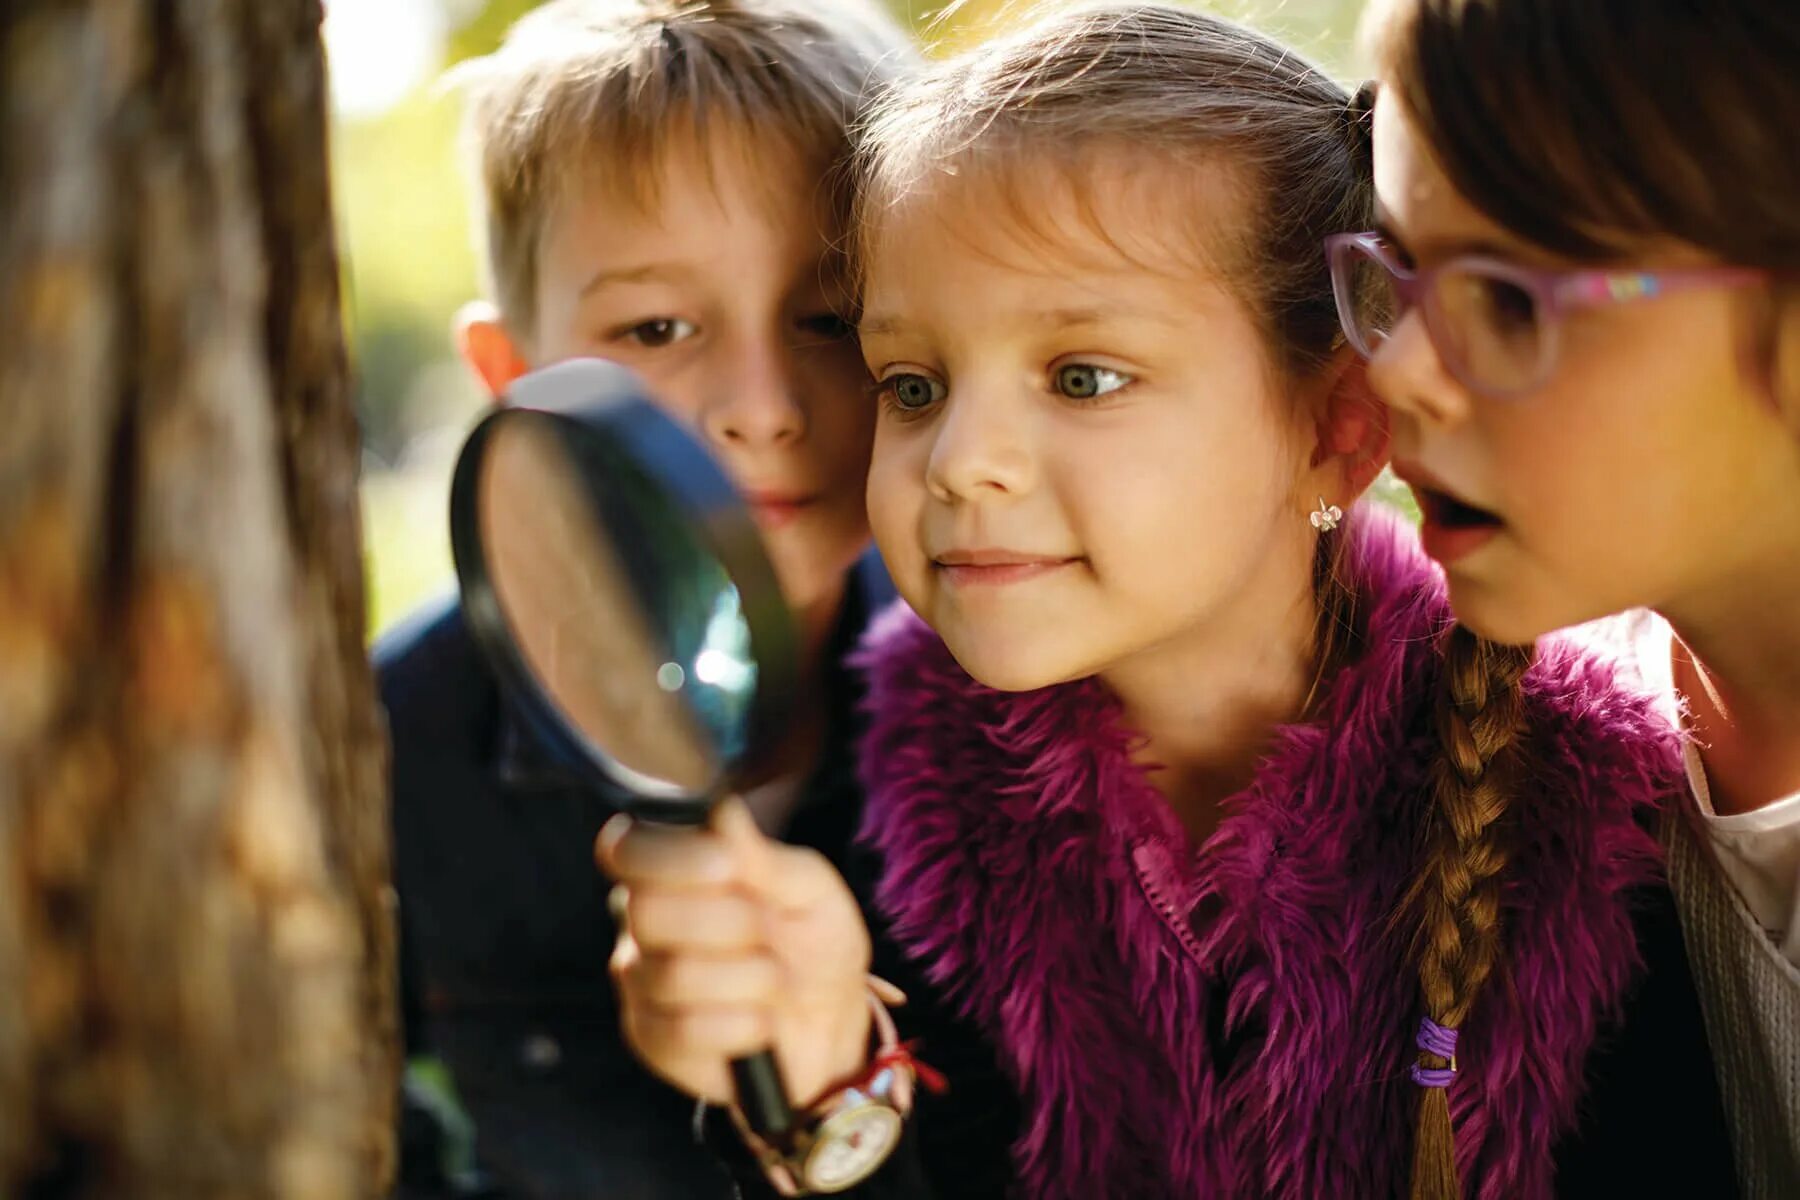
[
  {"x1": 704, "y1": 793, "x2": 796, "y2": 1141},
  {"x1": 732, "y1": 1052, "x2": 796, "y2": 1140}
]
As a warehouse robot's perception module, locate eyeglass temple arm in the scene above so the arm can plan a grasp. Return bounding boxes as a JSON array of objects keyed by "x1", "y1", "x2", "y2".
[{"x1": 1554, "y1": 266, "x2": 1769, "y2": 310}]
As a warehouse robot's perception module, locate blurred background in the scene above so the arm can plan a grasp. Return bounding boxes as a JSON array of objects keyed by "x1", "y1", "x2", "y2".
[{"x1": 326, "y1": 0, "x2": 1373, "y2": 638}]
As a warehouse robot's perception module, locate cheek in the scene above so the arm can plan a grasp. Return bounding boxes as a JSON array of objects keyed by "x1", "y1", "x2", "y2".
[
  {"x1": 1104, "y1": 402, "x2": 1295, "y2": 516},
  {"x1": 1480, "y1": 389, "x2": 1660, "y2": 602},
  {"x1": 1481, "y1": 381, "x2": 1603, "y2": 508},
  {"x1": 1499, "y1": 309, "x2": 1737, "y2": 540},
  {"x1": 530, "y1": 265, "x2": 610, "y2": 370},
  {"x1": 1065, "y1": 415, "x2": 1298, "y2": 594},
  {"x1": 1105, "y1": 464, "x2": 1277, "y2": 570},
  {"x1": 527, "y1": 305, "x2": 582, "y2": 368},
  {"x1": 865, "y1": 427, "x2": 927, "y2": 572},
  {"x1": 802, "y1": 347, "x2": 879, "y2": 464},
  {"x1": 1468, "y1": 303, "x2": 1767, "y2": 631}
]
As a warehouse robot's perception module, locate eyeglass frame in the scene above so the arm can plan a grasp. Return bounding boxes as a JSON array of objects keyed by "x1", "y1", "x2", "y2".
[{"x1": 1323, "y1": 230, "x2": 1772, "y2": 399}]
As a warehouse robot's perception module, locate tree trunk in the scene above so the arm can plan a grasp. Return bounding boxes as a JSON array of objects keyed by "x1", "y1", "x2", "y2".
[{"x1": 0, "y1": 1, "x2": 396, "y2": 1195}]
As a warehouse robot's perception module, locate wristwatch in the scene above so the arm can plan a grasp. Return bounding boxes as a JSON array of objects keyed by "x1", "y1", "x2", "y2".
[
  {"x1": 790, "y1": 1056, "x2": 911, "y2": 1191},
  {"x1": 734, "y1": 987, "x2": 917, "y2": 1195}
]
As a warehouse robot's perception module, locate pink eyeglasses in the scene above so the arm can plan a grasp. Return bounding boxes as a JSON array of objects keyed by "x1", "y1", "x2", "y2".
[{"x1": 1325, "y1": 231, "x2": 1772, "y2": 399}]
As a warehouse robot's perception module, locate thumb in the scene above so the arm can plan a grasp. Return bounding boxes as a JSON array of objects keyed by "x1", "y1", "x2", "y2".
[
  {"x1": 715, "y1": 797, "x2": 822, "y2": 914},
  {"x1": 716, "y1": 798, "x2": 855, "y2": 920},
  {"x1": 711, "y1": 795, "x2": 774, "y2": 882}
]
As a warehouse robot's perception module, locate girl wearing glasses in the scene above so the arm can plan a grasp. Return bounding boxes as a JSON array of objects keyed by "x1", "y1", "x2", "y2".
[
  {"x1": 1333, "y1": 2, "x2": 1799, "y2": 1194},
  {"x1": 602, "y1": 6, "x2": 1738, "y2": 1197}
]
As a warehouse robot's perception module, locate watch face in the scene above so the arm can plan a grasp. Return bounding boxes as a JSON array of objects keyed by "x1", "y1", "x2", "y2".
[{"x1": 802, "y1": 1104, "x2": 904, "y2": 1192}]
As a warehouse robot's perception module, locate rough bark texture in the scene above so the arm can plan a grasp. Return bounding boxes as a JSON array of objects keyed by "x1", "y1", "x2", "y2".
[{"x1": 0, "y1": 1, "x2": 396, "y2": 1195}]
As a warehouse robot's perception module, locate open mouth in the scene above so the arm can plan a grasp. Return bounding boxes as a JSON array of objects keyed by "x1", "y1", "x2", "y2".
[
  {"x1": 1392, "y1": 462, "x2": 1504, "y2": 566},
  {"x1": 1411, "y1": 486, "x2": 1503, "y2": 565},
  {"x1": 1414, "y1": 487, "x2": 1501, "y2": 532}
]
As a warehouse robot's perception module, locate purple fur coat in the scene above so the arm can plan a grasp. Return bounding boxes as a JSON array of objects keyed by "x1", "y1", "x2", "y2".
[{"x1": 853, "y1": 511, "x2": 1682, "y2": 1199}]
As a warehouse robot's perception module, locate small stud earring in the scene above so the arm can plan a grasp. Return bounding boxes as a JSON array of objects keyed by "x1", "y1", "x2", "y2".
[{"x1": 1310, "y1": 496, "x2": 1343, "y2": 533}]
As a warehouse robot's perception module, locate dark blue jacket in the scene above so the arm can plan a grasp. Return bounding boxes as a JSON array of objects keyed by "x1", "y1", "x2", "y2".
[{"x1": 382, "y1": 555, "x2": 892, "y2": 1200}]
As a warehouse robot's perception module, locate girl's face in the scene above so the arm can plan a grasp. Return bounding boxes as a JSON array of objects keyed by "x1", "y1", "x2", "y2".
[
  {"x1": 858, "y1": 163, "x2": 1328, "y2": 692},
  {"x1": 1368, "y1": 93, "x2": 1800, "y2": 644}
]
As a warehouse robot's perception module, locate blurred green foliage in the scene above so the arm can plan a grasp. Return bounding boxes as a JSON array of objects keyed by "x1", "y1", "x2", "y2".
[{"x1": 343, "y1": 0, "x2": 1371, "y2": 636}]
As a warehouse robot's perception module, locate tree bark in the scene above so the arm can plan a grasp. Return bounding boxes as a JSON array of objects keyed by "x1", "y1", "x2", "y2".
[{"x1": 0, "y1": 1, "x2": 396, "y2": 1195}]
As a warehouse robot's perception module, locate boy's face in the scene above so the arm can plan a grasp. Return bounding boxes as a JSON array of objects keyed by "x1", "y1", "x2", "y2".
[{"x1": 473, "y1": 137, "x2": 875, "y2": 623}]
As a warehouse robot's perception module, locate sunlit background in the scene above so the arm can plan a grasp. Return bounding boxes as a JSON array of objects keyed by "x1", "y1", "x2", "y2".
[{"x1": 325, "y1": 0, "x2": 1372, "y2": 638}]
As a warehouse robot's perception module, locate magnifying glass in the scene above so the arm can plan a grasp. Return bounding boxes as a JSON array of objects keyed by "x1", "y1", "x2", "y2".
[{"x1": 448, "y1": 357, "x2": 802, "y2": 1141}]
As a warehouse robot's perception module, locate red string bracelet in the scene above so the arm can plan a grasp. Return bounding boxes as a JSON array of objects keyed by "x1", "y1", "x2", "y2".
[{"x1": 836, "y1": 1039, "x2": 948, "y2": 1098}]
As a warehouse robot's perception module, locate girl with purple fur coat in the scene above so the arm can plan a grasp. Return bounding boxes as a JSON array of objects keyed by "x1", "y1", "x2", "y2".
[{"x1": 601, "y1": 6, "x2": 1740, "y2": 1197}]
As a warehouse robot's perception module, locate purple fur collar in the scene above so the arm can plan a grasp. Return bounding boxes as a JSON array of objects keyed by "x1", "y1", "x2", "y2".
[{"x1": 855, "y1": 509, "x2": 1680, "y2": 1199}]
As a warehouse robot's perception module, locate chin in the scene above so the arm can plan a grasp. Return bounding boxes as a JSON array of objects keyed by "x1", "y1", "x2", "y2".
[
  {"x1": 938, "y1": 632, "x2": 1085, "y2": 694},
  {"x1": 1443, "y1": 576, "x2": 1571, "y2": 648},
  {"x1": 767, "y1": 534, "x2": 864, "y2": 615}
]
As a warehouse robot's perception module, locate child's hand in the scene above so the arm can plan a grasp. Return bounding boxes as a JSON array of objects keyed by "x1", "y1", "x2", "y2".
[{"x1": 598, "y1": 798, "x2": 875, "y2": 1108}]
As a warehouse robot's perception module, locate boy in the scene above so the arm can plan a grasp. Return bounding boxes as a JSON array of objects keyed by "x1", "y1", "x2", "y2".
[{"x1": 378, "y1": 3, "x2": 914, "y2": 1195}]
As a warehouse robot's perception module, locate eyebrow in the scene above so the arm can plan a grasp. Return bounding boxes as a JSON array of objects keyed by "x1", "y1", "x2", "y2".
[
  {"x1": 860, "y1": 305, "x2": 1171, "y2": 339},
  {"x1": 856, "y1": 313, "x2": 904, "y2": 337},
  {"x1": 580, "y1": 256, "x2": 845, "y2": 302},
  {"x1": 577, "y1": 262, "x2": 691, "y2": 298}
]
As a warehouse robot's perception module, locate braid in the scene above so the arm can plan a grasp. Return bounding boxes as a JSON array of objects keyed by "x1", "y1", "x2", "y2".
[{"x1": 1407, "y1": 624, "x2": 1535, "y2": 1200}]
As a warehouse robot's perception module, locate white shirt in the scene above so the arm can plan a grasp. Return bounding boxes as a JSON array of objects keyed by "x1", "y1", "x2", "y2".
[
  {"x1": 1592, "y1": 611, "x2": 1800, "y2": 968},
  {"x1": 1679, "y1": 740, "x2": 1800, "y2": 967}
]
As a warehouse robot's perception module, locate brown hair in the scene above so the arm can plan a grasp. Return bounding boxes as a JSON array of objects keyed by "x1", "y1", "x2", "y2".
[
  {"x1": 856, "y1": 3, "x2": 1368, "y2": 378},
  {"x1": 853, "y1": 8, "x2": 1539, "y2": 1195},
  {"x1": 447, "y1": 0, "x2": 913, "y2": 339},
  {"x1": 1367, "y1": 0, "x2": 1800, "y2": 381}
]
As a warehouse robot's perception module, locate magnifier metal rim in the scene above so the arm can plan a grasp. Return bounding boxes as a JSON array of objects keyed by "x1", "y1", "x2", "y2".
[{"x1": 448, "y1": 377, "x2": 799, "y2": 820}]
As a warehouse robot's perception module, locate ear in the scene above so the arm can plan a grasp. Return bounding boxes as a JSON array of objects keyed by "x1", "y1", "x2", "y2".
[
  {"x1": 454, "y1": 300, "x2": 531, "y2": 402},
  {"x1": 1307, "y1": 350, "x2": 1392, "y2": 502}
]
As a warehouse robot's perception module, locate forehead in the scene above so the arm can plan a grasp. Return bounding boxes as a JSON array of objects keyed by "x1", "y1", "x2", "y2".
[
  {"x1": 858, "y1": 195, "x2": 1258, "y2": 358},
  {"x1": 1371, "y1": 92, "x2": 1522, "y2": 259},
  {"x1": 539, "y1": 128, "x2": 842, "y2": 280},
  {"x1": 863, "y1": 147, "x2": 1249, "y2": 303}
]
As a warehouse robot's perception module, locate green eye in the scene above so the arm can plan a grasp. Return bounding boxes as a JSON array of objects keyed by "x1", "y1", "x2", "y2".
[
  {"x1": 883, "y1": 373, "x2": 946, "y2": 412},
  {"x1": 1055, "y1": 363, "x2": 1131, "y2": 400}
]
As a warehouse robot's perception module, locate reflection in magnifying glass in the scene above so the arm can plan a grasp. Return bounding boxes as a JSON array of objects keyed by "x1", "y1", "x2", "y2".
[
  {"x1": 478, "y1": 418, "x2": 716, "y2": 793},
  {"x1": 450, "y1": 370, "x2": 808, "y2": 1141}
]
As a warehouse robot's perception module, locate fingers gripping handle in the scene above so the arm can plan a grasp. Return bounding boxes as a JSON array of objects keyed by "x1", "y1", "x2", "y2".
[{"x1": 710, "y1": 799, "x2": 795, "y2": 1140}]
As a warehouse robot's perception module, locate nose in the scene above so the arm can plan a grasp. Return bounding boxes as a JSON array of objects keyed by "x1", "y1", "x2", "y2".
[
  {"x1": 1367, "y1": 310, "x2": 1473, "y2": 429},
  {"x1": 924, "y1": 385, "x2": 1036, "y2": 503},
  {"x1": 700, "y1": 334, "x2": 805, "y2": 449}
]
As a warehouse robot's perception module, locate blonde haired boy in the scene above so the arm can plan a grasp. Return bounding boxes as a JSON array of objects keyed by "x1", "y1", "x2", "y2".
[{"x1": 377, "y1": 4, "x2": 914, "y2": 1195}]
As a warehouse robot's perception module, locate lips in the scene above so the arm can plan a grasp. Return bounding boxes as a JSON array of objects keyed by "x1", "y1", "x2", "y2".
[
  {"x1": 932, "y1": 548, "x2": 1081, "y2": 587},
  {"x1": 740, "y1": 488, "x2": 819, "y2": 530},
  {"x1": 1392, "y1": 461, "x2": 1503, "y2": 566}
]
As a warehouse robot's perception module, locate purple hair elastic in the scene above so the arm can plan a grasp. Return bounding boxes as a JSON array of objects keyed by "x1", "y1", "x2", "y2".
[{"x1": 1409, "y1": 1016, "x2": 1459, "y2": 1088}]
